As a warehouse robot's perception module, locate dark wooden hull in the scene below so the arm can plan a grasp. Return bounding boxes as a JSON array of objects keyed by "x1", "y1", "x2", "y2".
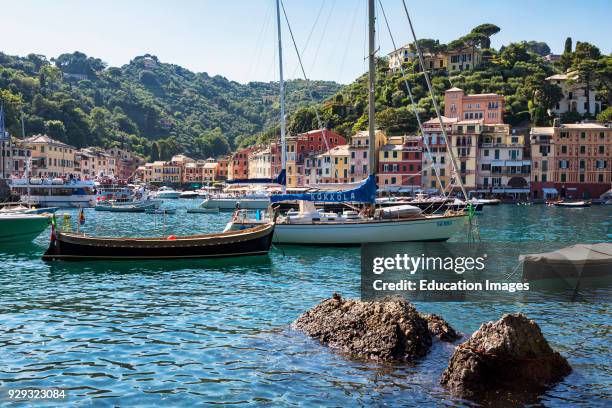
[{"x1": 42, "y1": 223, "x2": 274, "y2": 261}]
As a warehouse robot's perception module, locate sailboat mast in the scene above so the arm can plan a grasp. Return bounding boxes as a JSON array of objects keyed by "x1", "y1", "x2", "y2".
[
  {"x1": 367, "y1": 0, "x2": 376, "y2": 177},
  {"x1": 276, "y1": 0, "x2": 287, "y2": 192}
]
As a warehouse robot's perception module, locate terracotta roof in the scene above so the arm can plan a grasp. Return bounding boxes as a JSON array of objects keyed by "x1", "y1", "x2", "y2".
[
  {"x1": 24, "y1": 134, "x2": 74, "y2": 148},
  {"x1": 423, "y1": 116, "x2": 458, "y2": 125}
]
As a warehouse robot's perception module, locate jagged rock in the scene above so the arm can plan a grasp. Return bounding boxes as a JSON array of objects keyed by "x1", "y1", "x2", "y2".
[
  {"x1": 440, "y1": 313, "x2": 572, "y2": 400},
  {"x1": 420, "y1": 313, "x2": 461, "y2": 342},
  {"x1": 292, "y1": 294, "x2": 433, "y2": 361}
]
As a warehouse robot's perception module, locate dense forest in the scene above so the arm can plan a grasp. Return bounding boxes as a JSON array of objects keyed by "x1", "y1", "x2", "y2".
[
  {"x1": 0, "y1": 52, "x2": 340, "y2": 159},
  {"x1": 283, "y1": 26, "x2": 612, "y2": 140},
  {"x1": 1, "y1": 24, "x2": 610, "y2": 160}
]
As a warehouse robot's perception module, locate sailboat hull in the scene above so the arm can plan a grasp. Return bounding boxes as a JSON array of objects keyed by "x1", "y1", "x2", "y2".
[
  {"x1": 271, "y1": 215, "x2": 466, "y2": 245},
  {"x1": 0, "y1": 214, "x2": 50, "y2": 244},
  {"x1": 229, "y1": 214, "x2": 467, "y2": 245}
]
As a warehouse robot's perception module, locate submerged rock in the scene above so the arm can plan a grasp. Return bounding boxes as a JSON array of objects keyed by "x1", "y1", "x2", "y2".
[
  {"x1": 420, "y1": 313, "x2": 461, "y2": 342},
  {"x1": 440, "y1": 313, "x2": 572, "y2": 399},
  {"x1": 293, "y1": 294, "x2": 459, "y2": 362}
]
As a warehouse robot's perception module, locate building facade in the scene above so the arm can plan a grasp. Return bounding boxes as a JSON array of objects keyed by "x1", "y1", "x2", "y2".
[
  {"x1": 24, "y1": 135, "x2": 78, "y2": 179},
  {"x1": 530, "y1": 123, "x2": 610, "y2": 199},
  {"x1": 444, "y1": 87, "x2": 505, "y2": 124},
  {"x1": 476, "y1": 125, "x2": 531, "y2": 195},
  {"x1": 377, "y1": 135, "x2": 422, "y2": 191},
  {"x1": 546, "y1": 72, "x2": 601, "y2": 117}
]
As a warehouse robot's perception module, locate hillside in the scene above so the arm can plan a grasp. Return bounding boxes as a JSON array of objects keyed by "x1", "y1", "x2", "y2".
[
  {"x1": 0, "y1": 52, "x2": 340, "y2": 159},
  {"x1": 284, "y1": 34, "x2": 611, "y2": 139}
]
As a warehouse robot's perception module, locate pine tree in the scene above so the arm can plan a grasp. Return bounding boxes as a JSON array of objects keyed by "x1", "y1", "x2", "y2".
[
  {"x1": 564, "y1": 37, "x2": 572, "y2": 54},
  {"x1": 151, "y1": 142, "x2": 160, "y2": 161}
]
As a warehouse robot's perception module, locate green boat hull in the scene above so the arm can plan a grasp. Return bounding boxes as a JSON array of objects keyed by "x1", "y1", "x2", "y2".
[{"x1": 0, "y1": 216, "x2": 50, "y2": 244}]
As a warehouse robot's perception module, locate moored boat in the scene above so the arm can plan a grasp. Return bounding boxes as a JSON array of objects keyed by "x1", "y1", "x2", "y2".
[
  {"x1": 145, "y1": 208, "x2": 177, "y2": 214},
  {"x1": 155, "y1": 186, "x2": 181, "y2": 199},
  {"x1": 42, "y1": 222, "x2": 275, "y2": 261},
  {"x1": 9, "y1": 178, "x2": 97, "y2": 208},
  {"x1": 0, "y1": 213, "x2": 50, "y2": 244},
  {"x1": 553, "y1": 200, "x2": 591, "y2": 208},
  {"x1": 179, "y1": 191, "x2": 198, "y2": 198}
]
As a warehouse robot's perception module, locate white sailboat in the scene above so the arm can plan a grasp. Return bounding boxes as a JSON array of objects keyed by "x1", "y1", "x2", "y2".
[{"x1": 225, "y1": 0, "x2": 468, "y2": 244}]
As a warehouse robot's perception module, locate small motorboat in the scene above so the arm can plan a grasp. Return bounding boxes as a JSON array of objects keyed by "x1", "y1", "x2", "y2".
[
  {"x1": 179, "y1": 191, "x2": 199, "y2": 199},
  {"x1": 155, "y1": 186, "x2": 181, "y2": 199},
  {"x1": 553, "y1": 201, "x2": 591, "y2": 208},
  {"x1": 42, "y1": 222, "x2": 275, "y2": 261},
  {"x1": 145, "y1": 208, "x2": 177, "y2": 215}
]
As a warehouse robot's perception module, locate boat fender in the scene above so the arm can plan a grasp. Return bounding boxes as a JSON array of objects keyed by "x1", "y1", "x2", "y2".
[{"x1": 167, "y1": 235, "x2": 177, "y2": 240}]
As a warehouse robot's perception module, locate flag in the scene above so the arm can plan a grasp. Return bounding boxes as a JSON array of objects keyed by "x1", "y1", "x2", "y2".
[
  {"x1": 50, "y1": 214, "x2": 57, "y2": 242},
  {"x1": 0, "y1": 104, "x2": 6, "y2": 141},
  {"x1": 79, "y1": 208, "x2": 86, "y2": 225}
]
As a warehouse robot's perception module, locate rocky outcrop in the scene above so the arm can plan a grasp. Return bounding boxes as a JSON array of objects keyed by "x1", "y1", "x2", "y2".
[
  {"x1": 420, "y1": 313, "x2": 461, "y2": 342},
  {"x1": 292, "y1": 294, "x2": 458, "y2": 362},
  {"x1": 440, "y1": 313, "x2": 572, "y2": 399}
]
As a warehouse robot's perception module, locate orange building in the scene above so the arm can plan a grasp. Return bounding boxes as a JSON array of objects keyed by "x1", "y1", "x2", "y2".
[
  {"x1": 228, "y1": 147, "x2": 253, "y2": 180},
  {"x1": 444, "y1": 87, "x2": 504, "y2": 124},
  {"x1": 530, "y1": 123, "x2": 611, "y2": 199}
]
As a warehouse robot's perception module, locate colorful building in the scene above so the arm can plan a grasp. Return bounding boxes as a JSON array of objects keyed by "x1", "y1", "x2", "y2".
[
  {"x1": 377, "y1": 135, "x2": 422, "y2": 191},
  {"x1": 24, "y1": 135, "x2": 78, "y2": 179},
  {"x1": 476, "y1": 125, "x2": 531, "y2": 196},
  {"x1": 444, "y1": 87, "x2": 504, "y2": 124},
  {"x1": 530, "y1": 123, "x2": 611, "y2": 199},
  {"x1": 421, "y1": 116, "x2": 457, "y2": 191},
  {"x1": 228, "y1": 146, "x2": 253, "y2": 180}
]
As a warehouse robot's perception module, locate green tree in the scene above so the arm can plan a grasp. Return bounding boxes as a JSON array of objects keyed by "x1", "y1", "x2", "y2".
[
  {"x1": 151, "y1": 142, "x2": 160, "y2": 161},
  {"x1": 572, "y1": 59, "x2": 598, "y2": 116},
  {"x1": 596, "y1": 107, "x2": 612, "y2": 123},
  {"x1": 564, "y1": 37, "x2": 572, "y2": 54},
  {"x1": 44, "y1": 120, "x2": 66, "y2": 140},
  {"x1": 471, "y1": 24, "x2": 501, "y2": 49}
]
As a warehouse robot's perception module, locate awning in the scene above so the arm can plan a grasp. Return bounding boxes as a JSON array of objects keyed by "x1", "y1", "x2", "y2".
[
  {"x1": 492, "y1": 188, "x2": 505, "y2": 193},
  {"x1": 542, "y1": 187, "x2": 558, "y2": 195},
  {"x1": 505, "y1": 188, "x2": 530, "y2": 193},
  {"x1": 491, "y1": 160, "x2": 504, "y2": 166},
  {"x1": 506, "y1": 160, "x2": 523, "y2": 166}
]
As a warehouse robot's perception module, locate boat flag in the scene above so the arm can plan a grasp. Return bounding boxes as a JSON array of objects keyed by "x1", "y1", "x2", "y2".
[
  {"x1": 50, "y1": 214, "x2": 57, "y2": 242},
  {"x1": 79, "y1": 208, "x2": 86, "y2": 225}
]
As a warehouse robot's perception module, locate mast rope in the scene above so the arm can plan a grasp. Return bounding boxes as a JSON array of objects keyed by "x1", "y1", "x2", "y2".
[
  {"x1": 377, "y1": 0, "x2": 445, "y2": 197},
  {"x1": 400, "y1": 0, "x2": 468, "y2": 200},
  {"x1": 280, "y1": 0, "x2": 329, "y2": 152}
]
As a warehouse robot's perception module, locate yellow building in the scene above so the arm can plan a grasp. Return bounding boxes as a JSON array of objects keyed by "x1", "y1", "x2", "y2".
[
  {"x1": 449, "y1": 120, "x2": 481, "y2": 191},
  {"x1": 316, "y1": 145, "x2": 350, "y2": 183},
  {"x1": 25, "y1": 134, "x2": 78, "y2": 178}
]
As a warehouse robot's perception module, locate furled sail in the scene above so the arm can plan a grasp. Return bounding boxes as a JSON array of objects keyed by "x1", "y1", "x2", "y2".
[
  {"x1": 270, "y1": 175, "x2": 376, "y2": 204},
  {"x1": 226, "y1": 169, "x2": 286, "y2": 185}
]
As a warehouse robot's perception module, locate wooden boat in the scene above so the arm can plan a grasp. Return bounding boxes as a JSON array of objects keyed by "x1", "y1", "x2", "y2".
[
  {"x1": 553, "y1": 200, "x2": 591, "y2": 208},
  {"x1": 42, "y1": 222, "x2": 275, "y2": 261}
]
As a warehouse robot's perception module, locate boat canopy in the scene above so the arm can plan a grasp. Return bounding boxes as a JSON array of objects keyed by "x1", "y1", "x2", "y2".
[
  {"x1": 226, "y1": 169, "x2": 286, "y2": 186},
  {"x1": 270, "y1": 175, "x2": 377, "y2": 204}
]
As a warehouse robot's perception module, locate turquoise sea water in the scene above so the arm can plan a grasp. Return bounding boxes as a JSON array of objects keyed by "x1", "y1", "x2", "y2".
[{"x1": 0, "y1": 201, "x2": 610, "y2": 407}]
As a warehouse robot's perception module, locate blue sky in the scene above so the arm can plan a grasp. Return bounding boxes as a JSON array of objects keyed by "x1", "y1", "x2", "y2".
[{"x1": 2, "y1": 0, "x2": 611, "y2": 84}]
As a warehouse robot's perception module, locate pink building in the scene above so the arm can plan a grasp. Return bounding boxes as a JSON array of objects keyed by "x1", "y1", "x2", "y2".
[{"x1": 444, "y1": 87, "x2": 504, "y2": 124}]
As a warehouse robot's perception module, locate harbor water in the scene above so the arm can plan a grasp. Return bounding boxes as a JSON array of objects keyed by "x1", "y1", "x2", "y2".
[{"x1": 0, "y1": 202, "x2": 610, "y2": 406}]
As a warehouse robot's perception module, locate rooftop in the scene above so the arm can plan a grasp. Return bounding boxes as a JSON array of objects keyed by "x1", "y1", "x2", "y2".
[
  {"x1": 423, "y1": 116, "x2": 458, "y2": 125},
  {"x1": 25, "y1": 134, "x2": 74, "y2": 148}
]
